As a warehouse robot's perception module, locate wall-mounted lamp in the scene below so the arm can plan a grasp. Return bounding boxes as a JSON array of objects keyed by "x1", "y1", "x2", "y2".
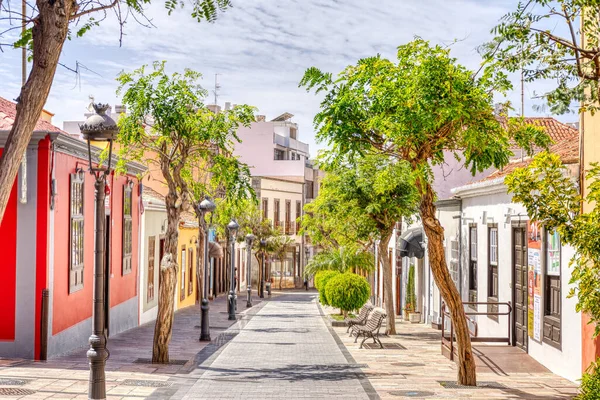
[
  {"x1": 76, "y1": 167, "x2": 86, "y2": 181},
  {"x1": 190, "y1": 235, "x2": 198, "y2": 245},
  {"x1": 125, "y1": 177, "x2": 134, "y2": 190},
  {"x1": 161, "y1": 218, "x2": 168, "y2": 233}
]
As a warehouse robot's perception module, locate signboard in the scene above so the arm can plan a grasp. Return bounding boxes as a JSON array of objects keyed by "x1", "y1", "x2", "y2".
[{"x1": 527, "y1": 221, "x2": 542, "y2": 342}]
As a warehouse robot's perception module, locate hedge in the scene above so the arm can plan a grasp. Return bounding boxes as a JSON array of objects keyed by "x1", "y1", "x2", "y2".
[
  {"x1": 325, "y1": 272, "x2": 370, "y2": 313},
  {"x1": 315, "y1": 270, "x2": 340, "y2": 305}
]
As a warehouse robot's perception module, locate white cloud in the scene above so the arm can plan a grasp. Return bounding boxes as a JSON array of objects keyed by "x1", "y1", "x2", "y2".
[{"x1": 0, "y1": 0, "x2": 576, "y2": 156}]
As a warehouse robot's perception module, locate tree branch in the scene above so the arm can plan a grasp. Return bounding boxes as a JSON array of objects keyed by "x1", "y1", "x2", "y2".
[{"x1": 70, "y1": 0, "x2": 117, "y2": 20}]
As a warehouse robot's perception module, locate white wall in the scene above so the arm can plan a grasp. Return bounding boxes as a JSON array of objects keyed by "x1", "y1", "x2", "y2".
[
  {"x1": 460, "y1": 189, "x2": 581, "y2": 382},
  {"x1": 139, "y1": 208, "x2": 166, "y2": 325}
]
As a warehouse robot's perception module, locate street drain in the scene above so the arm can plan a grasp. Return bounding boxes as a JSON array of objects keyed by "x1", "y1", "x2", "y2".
[
  {"x1": 363, "y1": 343, "x2": 406, "y2": 350},
  {"x1": 122, "y1": 379, "x2": 172, "y2": 387},
  {"x1": 439, "y1": 381, "x2": 507, "y2": 389},
  {"x1": 391, "y1": 362, "x2": 425, "y2": 367},
  {"x1": 389, "y1": 390, "x2": 434, "y2": 397},
  {"x1": 133, "y1": 358, "x2": 188, "y2": 365},
  {"x1": 0, "y1": 378, "x2": 29, "y2": 385},
  {"x1": 0, "y1": 388, "x2": 36, "y2": 396}
]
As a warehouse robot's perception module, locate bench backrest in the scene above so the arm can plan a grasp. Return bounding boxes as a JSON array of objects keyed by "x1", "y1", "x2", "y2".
[
  {"x1": 364, "y1": 308, "x2": 386, "y2": 331},
  {"x1": 357, "y1": 304, "x2": 373, "y2": 321}
]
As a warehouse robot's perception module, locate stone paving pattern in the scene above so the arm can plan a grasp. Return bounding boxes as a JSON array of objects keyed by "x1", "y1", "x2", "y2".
[
  {"x1": 326, "y1": 304, "x2": 580, "y2": 400},
  {"x1": 0, "y1": 291, "x2": 582, "y2": 399}
]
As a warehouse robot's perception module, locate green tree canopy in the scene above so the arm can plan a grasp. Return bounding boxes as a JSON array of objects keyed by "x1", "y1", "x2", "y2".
[
  {"x1": 483, "y1": 0, "x2": 600, "y2": 114},
  {"x1": 116, "y1": 61, "x2": 255, "y2": 362},
  {"x1": 300, "y1": 38, "x2": 550, "y2": 386}
]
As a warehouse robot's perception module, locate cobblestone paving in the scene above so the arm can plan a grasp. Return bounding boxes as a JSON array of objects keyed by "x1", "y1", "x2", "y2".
[
  {"x1": 326, "y1": 306, "x2": 580, "y2": 400},
  {"x1": 183, "y1": 292, "x2": 372, "y2": 399}
]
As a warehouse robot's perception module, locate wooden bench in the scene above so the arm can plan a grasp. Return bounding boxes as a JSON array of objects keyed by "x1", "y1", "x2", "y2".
[
  {"x1": 351, "y1": 308, "x2": 386, "y2": 349},
  {"x1": 345, "y1": 303, "x2": 373, "y2": 334}
]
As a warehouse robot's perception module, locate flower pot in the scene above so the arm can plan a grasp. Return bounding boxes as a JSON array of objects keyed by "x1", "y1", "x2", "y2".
[{"x1": 409, "y1": 312, "x2": 421, "y2": 323}]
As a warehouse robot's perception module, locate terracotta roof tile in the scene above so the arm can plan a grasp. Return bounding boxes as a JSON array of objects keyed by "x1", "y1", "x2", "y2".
[
  {"x1": 480, "y1": 134, "x2": 579, "y2": 182},
  {"x1": 0, "y1": 96, "x2": 65, "y2": 133},
  {"x1": 501, "y1": 117, "x2": 578, "y2": 148},
  {"x1": 142, "y1": 186, "x2": 165, "y2": 205},
  {"x1": 180, "y1": 211, "x2": 198, "y2": 228}
]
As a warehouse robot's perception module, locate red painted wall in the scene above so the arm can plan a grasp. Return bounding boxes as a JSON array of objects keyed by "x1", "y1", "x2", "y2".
[
  {"x1": 0, "y1": 149, "x2": 17, "y2": 341},
  {"x1": 35, "y1": 137, "x2": 51, "y2": 357},
  {"x1": 582, "y1": 314, "x2": 600, "y2": 372},
  {"x1": 108, "y1": 173, "x2": 139, "y2": 307},
  {"x1": 52, "y1": 152, "x2": 140, "y2": 335}
]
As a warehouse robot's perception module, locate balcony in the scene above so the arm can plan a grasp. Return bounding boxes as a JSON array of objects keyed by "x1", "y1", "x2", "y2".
[
  {"x1": 285, "y1": 221, "x2": 296, "y2": 235},
  {"x1": 273, "y1": 134, "x2": 309, "y2": 155}
]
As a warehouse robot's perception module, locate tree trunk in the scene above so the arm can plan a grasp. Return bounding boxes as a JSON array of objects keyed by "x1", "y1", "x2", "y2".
[
  {"x1": 279, "y1": 257, "x2": 284, "y2": 289},
  {"x1": 152, "y1": 203, "x2": 179, "y2": 363},
  {"x1": 419, "y1": 181, "x2": 476, "y2": 386},
  {"x1": 0, "y1": 0, "x2": 72, "y2": 224},
  {"x1": 378, "y1": 228, "x2": 396, "y2": 335}
]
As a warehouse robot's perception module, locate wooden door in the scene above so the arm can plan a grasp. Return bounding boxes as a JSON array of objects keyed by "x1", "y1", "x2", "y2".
[{"x1": 513, "y1": 227, "x2": 528, "y2": 352}]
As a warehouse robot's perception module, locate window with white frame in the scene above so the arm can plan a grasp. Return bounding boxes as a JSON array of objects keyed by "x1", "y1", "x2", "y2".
[{"x1": 69, "y1": 173, "x2": 85, "y2": 293}]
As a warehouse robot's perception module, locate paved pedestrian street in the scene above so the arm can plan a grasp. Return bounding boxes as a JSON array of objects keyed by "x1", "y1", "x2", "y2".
[{"x1": 0, "y1": 291, "x2": 581, "y2": 399}]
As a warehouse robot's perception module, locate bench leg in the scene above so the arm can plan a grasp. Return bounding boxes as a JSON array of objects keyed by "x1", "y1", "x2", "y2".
[
  {"x1": 359, "y1": 336, "x2": 368, "y2": 349},
  {"x1": 374, "y1": 334, "x2": 383, "y2": 349}
]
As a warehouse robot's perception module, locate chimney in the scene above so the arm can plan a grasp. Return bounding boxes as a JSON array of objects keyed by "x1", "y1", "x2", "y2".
[
  {"x1": 207, "y1": 104, "x2": 221, "y2": 114},
  {"x1": 256, "y1": 115, "x2": 266, "y2": 122},
  {"x1": 224, "y1": 102, "x2": 231, "y2": 111},
  {"x1": 114, "y1": 104, "x2": 126, "y2": 114}
]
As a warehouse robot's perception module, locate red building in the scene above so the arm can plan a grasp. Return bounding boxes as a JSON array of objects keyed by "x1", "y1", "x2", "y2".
[{"x1": 0, "y1": 97, "x2": 145, "y2": 359}]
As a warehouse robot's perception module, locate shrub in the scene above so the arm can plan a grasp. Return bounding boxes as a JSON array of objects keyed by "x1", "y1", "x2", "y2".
[
  {"x1": 325, "y1": 273, "x2": 370, "y2": 314},
  {"x1": 577, "y1": 359, "x2": 600, "y2": 400},
  {"x1": 315, "y1": 270, "x2": 340, "y2": 305},
  {"x1": 405, "y1": 264, "x2": 416, "y2": 315}
]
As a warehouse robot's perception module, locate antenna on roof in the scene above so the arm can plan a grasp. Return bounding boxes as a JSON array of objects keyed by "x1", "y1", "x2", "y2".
[{"x1": 213, "y1": 74, "x2": 221, "y2": 106}]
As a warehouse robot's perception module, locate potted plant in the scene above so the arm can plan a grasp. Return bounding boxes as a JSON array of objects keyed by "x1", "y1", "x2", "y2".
[{"x1": 405, "y1": 265, "x2": 421, "y2": 323}]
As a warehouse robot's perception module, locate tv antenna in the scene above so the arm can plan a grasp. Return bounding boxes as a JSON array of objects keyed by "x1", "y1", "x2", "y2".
[{"x1": 213, "y1": 74, "x2": 221, "y2": 105}]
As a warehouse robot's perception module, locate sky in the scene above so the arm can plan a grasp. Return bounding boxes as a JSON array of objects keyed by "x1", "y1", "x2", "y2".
[{"x1": 0, "y1": 0, "x2": 577, "y2": 157}]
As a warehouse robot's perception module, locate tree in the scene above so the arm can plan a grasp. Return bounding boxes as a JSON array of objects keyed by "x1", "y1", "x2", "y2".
[
  {"x1": 116, "y1": 62, "x2": 254, "y2": 363},
  {"x1": 0, "y1": 0, "x2": 233, "y2": 224},
  {"x1": 302, "y1": 153, "x2": 418, "y2": 334},
  {"x1": 314, "y1": 270, "x2": 340, "y2": 306},
  {"x1": 505, "y1": 152, "x2": 600, "y2": 336},
  {"x1": 268, "y1": 233, "x2": 295, "y2": 289},
  {"x1": 300, "y1": 39, "x2": 549, "y2": 385},
  {"x1": 483, "y1": 0, "x2": 600, "y2": 114},
  {"x1": 325, "y1": 273, "x2": 370, "y2": 318},
  {"x1": 304, "y1": 246, "x2": 375, "y2": 277}
]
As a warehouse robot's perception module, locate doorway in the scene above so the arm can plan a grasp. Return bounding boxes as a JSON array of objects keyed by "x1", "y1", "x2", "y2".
[
  {"x1": 512, "y1": 226, "x2": 528, "y2": 352},
  {"x1": 104, "y1": 215, "x2": 111, "y2": 338}
]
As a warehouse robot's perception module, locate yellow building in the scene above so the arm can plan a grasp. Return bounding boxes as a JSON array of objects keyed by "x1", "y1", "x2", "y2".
[{"x1": 175, "y1": 212, "x2": 200, "y2": 310}]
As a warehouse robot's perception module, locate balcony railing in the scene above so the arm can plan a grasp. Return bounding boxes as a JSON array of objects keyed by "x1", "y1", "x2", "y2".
[{"x1": 285, "y1": 221, "x2": 296, "y2": 235}]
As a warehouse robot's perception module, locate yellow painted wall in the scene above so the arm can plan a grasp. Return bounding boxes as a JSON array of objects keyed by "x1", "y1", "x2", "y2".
[{"x1": 176, "y1": 226, "x2": 199, "y2": 310}]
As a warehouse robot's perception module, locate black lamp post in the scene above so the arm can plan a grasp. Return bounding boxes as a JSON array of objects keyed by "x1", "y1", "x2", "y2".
[
  {"x1": 198, "y1": 197, "x2": 216, "y2": 341},
  {"x1": 245, "y1": 234, "x2": 255, "y2": 308},
  {"x1": 259, "y1": 239, "x2": 266, "y2": 299},
  {"x1": 80, "y1": 103, "x2": 118, "y2": 400},
  {"x1": 227, "y1": 219, "x2": 239, "y2": 321}
]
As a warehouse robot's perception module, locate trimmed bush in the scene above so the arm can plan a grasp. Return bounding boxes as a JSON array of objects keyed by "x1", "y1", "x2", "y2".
[
  {"x1": 325, "y1": 273, "x2": 370, "y2": 314},
  {"x1": 315, "y1": 270, "x2": 340, "y2": 305},
  {"x1": 577, "y1": 359, "x2": 600, "y2": 399}
]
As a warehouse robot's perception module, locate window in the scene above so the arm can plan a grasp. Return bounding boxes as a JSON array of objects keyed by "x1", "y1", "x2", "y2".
[
  {"x1": 285, "y1": 200, "x2": 291, "y2": 235},
  {"x1": 296, "y1": 200, "x2": 301, "y2": 233},
  {"x1": 274, "y1": 149, "x2": 285, "y2": 160},
  {"x1": 180, "y1": 245, "x2": 186, "y2": 301},
  {"x1": 69, "y1": 173, "x2": 85, "y2": 293},
  {"x1": 290, "y1": 126, "x2": 297, "y2": 140},
  {"x1": 262, "y1": 198, "x2": 268, "y2": 221},
  {"x1": 468, "y1": 225, "x2": 477, "y2": 304},
  {"x1": 274, "y1": 199, "x2": 281, "y2": 229},
  {"x1": 188, "y1": 247, "x2": 194, "y2": 296},
  {"x1": 544, "y1": 230, "x2": 561, "y2": 349},
  {"x1": 488, "y1": 225, "x2": 499, "y2": 319},
  {"x1": 448, "y1": 237, "x2": 459, "y2": 287},
  {"x1": 306, "y1": 180, "x2": 314, "y2": 199},
  {"x1": 122, "y1": 184, "x2": 133, "y2": 275},
  {"x1": 147, "y1": 236, "x2": 156, "y2": 302},
  {"x1": 488, "y1": 226, "x2": 498, "y2": 298}
]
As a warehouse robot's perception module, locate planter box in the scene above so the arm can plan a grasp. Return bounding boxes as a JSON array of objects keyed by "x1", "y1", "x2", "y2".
[{"x1": 409, "y1": 312, "x2": 421, "y2": 323}]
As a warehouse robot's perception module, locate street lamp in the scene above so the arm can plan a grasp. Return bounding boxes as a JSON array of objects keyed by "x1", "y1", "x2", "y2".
[
  {"x1": 245, "y1": 234, "x2": 255, "y2": 308},
  {"x1": 227, "y1": 219, "x2": 239, "y2": 321},
  {"x1": 80, "y1": 103, "x2": 118, "y2": 400},
  {"x1": 198, "y1": 197, "x2": 216, "y2": 342},
  {"x1": 260, "y1": 239, "x2": 267, "y2": 299}
]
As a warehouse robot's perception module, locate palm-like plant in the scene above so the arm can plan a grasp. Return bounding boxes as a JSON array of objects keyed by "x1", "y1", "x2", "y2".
[
  {"x1": 304, "y1": 246, "x2": 375, "y2": 278},
  {"x1": 268, "y1": 233, "x2": 296, "y2": 289}
]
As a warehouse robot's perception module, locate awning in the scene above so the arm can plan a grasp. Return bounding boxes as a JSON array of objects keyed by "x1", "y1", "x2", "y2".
[
  {"x1": 209, "y1": 242, "x2": 223, "y2": 259},
  {"x1": 398, "y1": 227, "x2": 425, "y2": 259}
]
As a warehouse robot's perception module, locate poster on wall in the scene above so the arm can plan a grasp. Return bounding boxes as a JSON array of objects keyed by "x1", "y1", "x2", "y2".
[
  {"x1": 527, "y1": 221, "x2": 542, "y2": 341},
  {"x1": 547, "y1": 230, "x2": 561, "y2": 276}
]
